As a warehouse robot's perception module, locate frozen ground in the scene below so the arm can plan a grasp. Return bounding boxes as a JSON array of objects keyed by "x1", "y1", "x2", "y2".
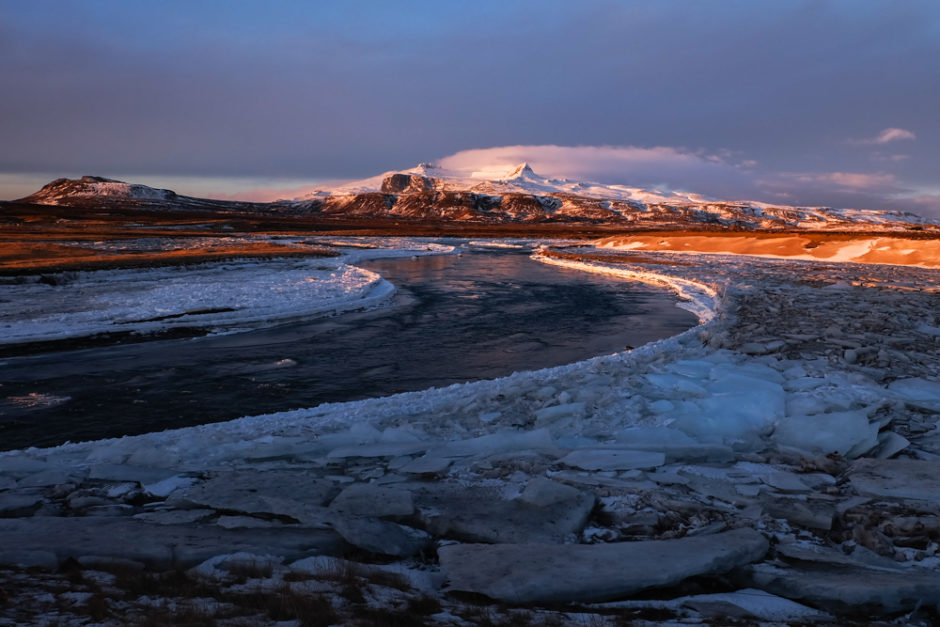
[{"x1": 1, "y1": 239, "x2": 939, "y2": 625}]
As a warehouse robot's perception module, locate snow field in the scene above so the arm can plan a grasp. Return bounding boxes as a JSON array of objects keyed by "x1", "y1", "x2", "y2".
[{"x1": 0, "y1": 237, "x2": 456, "y2": 345}]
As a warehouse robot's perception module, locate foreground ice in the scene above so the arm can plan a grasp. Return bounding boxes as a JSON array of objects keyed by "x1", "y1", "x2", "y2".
[{"x1": 1, "y1": 239, "x2": 939, "y2": 624}]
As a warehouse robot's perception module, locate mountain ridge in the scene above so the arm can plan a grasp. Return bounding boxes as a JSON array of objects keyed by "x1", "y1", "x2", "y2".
[{"x1": 16, "y1": 165, "x2": 938, "y2": 232}]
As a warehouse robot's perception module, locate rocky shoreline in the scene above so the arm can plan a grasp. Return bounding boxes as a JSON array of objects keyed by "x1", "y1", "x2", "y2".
[{"x1": 1, "y1": 245, "x2": 939, "y2": 625}]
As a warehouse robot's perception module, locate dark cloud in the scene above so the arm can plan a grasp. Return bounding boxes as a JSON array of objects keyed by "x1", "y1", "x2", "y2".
[{"x1": 1, "y1": 1, "x2": 938, "y2": 215}]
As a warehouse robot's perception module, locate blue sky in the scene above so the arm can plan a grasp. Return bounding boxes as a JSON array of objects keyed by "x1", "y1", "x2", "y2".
[{"x1": 1, "y1": 1, "x2": 938, "y2": 214}]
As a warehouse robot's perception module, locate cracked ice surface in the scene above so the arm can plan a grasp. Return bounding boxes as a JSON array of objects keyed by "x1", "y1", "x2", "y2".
[{"x1": 0, "y1": 237, "x2": 455, "y2": 345}]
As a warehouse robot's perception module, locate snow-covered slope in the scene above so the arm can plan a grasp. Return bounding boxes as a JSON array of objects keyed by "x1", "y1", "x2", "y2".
[{"x1": 18, "y1": 168, "x2": 938, "y2": 231}]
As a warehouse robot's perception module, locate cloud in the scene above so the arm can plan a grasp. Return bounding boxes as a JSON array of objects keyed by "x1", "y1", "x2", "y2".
[
  {"x1": 908, "y1": 194, "x2": 940, "y2": 217},
  {"x1": 775, "y1": 171, "x2": 900, "y2": 192},
  {"x1": 871, "y1": 152, "x2": 910, "y2": 163},
  {"x1": 435, "y1": 145, "x2": 757, "y2": 199},
  {"x1": 755, "y1": 170, "x2": 940, "y2": 218},
  {"x1": 180, "y1": 143, "x2": 939, "y2": 220},
  {"x1": 853, "y1": 127, "x2": 916, "y2": 145}
]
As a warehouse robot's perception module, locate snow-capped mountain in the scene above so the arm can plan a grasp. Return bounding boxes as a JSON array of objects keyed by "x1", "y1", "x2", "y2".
[
  {"x1": 18, "y1": 176, "x2": 269, "y2": 213},
  {"x1": 16, "y1": 167, "x2": 937, "y2": 231},
  {"x1": 290, "y1": 162, "x2": 935, "y2": 230}
]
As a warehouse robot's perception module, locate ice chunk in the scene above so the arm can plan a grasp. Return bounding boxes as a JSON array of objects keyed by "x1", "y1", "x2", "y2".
[
  {"x1": 783, "y1": 364, "x2": 808, "y2": 379},
  {"x1": 872, "y1": 431, "x2": 909, "y2": 459},
  {"x1": 435, "y1": 428, "x2": 555, "y2": 457},
  {"x1": 773, "y1": 410, "x2": 878, "y2": 457},
  {"x1": 645, "y1": 374, "x2": 707, "y2": 397},
  {"x1": 329, "y1": 483, "x2": 414, "y2": 518},
  {"x1": 534, "y1": 402, "x2": 586, "y2": 425},
  {"x1": 327, "y1": 441, "x2": 432, "y2": 459},
  {"x1": 0, "y1": 455, "x2": 48, "y2": 474},
  {"x1": 672, "y1": 375, "x2": 784, "y2": 444},
  {"x1": 710, "y1": 362, "x2": 784, "y2": 384},
  {"x1": 189, "y1": 552, "x2": 282, "y2": 580},
  {"x1": 439, "y1": 528, "x2": 768, "y2": 603},
  {"x1": 614, "y1": 426, "x2": 697, "y2": 448},
  {"x1": 681, "y1": 588, "x2": 831, "y2": 622},
  {"x1": 888, "y1": 377, "x2": 940, "y2": 410},
  {"x1": 143, "y1": 475, "x2": 198, "y2": 498},
  {"x1": 665, "y1": 359, "x2": 714, "y2": 379},
  {"x1": 398, "y1": 455, "x2": 452, "y2": 475},
  {"x1": 648, "y1": 399, "x2": 675, "y2": 414},
  {"x1": 559, "y1": 449, "x2": 665, "y2": 471},
  {"x1": 785, "y1": 377, "x2": 827, "y2": 392}
]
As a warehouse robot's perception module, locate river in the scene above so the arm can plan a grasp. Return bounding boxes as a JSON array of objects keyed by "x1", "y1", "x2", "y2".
[{"x1": 0, "y1": 250, "x2": 696, "y2": 450}]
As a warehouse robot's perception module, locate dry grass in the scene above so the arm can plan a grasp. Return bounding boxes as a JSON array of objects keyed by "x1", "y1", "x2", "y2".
[{"x1": 0, "y1": 240, "x2": 337, "y2": 274}]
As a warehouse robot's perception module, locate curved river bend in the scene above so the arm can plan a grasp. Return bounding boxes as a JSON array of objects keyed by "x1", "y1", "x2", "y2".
[{"x1": 0, "y1": 250, "x2": 696, "y2": 450}]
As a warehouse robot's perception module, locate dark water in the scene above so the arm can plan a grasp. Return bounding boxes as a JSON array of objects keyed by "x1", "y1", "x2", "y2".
[{"x1": 0, "y1": 251, "x2": 696, "y2": 450}]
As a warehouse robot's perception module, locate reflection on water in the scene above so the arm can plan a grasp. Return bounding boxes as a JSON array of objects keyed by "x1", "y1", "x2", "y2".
[{"x1": 0, "y1": 250, "x2": 696, "y2": 449}]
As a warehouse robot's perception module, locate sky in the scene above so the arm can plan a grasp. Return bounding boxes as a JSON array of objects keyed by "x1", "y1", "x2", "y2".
[{"x1": 1, "y1": 1, "x2": 938, "y2": 215}]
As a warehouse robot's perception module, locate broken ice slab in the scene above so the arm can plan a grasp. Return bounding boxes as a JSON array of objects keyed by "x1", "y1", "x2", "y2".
[
  {"x1": 329, "y1": 515, "x2": 430, "y2": 557},
  {"x1": 326, "y1": 441, "x2": 434, "y2": 459},
  {"x1": 0, "y1": 491, "x2": 42, "y2": 516},
  {"x1": 87, "y1": 463, "x2": 181, "y2": 484},
  {"x1": 680, "y1": 588, "x2": 831, "y2": 623},
  {"x1": 644, "y1": 373, "x2": 708, "y2": 397},
  {"x1": 558, "y1": 448, "x2": 666, "y2": 471},
  {"x1": 14, "y1": 468, "x2": 81, "y2": 488},
  {"x1": 0, "y1": 517, "x2": 343, "y2": 570},
  {"x1": 849, "y1": 458, "x2": 940, "y2": 502},
  {"x1": 328, "y1": 483, "x2": 414, "y2": 518},
  {"x1": 431, "y1": 428, "x2": 556, "y2": 458},
  {"x1": 871, "y1": 431, "x2": 910, "y2": 459},
  {"x1": 772, "y1": 409, "x2": 879, "y2": 458},
  {"x1": 167, "y1": 470, "x2": 339, "y2": 515},
  {"x1": 143, "y1": 475, "x2": 198, "y2": 498},
  {"x1": 887, "y1": 377, "x2": 940, "y2": 411},
  {"x1": 775, "y1": 542, "x2": 904, "y2": 572},
  {"x1": 411, "y1": 479, "x2": 594, "y2": 544},
  {"x1": 761, "y1": 497, "x2": 836, "y2": 530},
  {"x1": 133, "y1": 509, "x2": 214, "y2": 525},
  {"x1": 189, "y1": 552, "x2": 284, "y2": 580},
  {"x1": 439, "y1": 527, "x2": 768, "y2": 603},
  {"x1": 288, "y1": 555, "x2": 442, "y2": 593},
  {"x1": 613, "y1": 426, "x2": 735, "y2": 463},
  {"x1": 741, "y1": 561, "x2": 940, "y2": 613},
  {"x1": 548, "y1": 469, "x2": 659, "y2": 490},
  {"x1": 671, "y1": 379, "x2": 784, "y2": 443},
  {"x1": 398, "y1": 455, "x2": 452, "y2": 475},
  {"x1": 533, "y1": 402, "x2": 586, "y2": 426}
]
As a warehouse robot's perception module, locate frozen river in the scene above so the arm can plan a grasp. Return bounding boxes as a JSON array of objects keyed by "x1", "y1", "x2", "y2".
[{"x1": 0, "y1": 250, "x2": 696, "y2": 450}]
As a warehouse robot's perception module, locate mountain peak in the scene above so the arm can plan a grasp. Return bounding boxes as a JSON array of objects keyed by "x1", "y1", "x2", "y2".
[
  {"x1": 20, "y1": 176, "x2": 176, "y2": 205},
  {"x1": 506, "y1": 162, "x2": 537, "y2": 179}
]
